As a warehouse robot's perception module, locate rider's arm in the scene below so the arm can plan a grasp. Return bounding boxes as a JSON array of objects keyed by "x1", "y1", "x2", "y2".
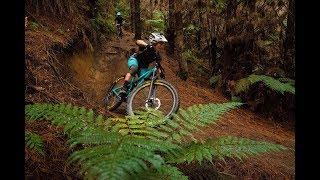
[{"x1": 155, "y1": 52, "x2": 161, "y2": 62}]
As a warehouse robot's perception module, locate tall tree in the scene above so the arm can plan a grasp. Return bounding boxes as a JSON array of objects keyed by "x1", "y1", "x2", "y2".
[
  {"x1": 221, "y1": 0, "x2": 238, "y2": 85},
  {"x1": 196, "y1": 0, "x2": 204, "y2": 51},
  {"x1": 175, "y1": 0, "x2": 188, "y2": 80},
  {"x1": 130, "y1": 0, "x2": 135, "y2": 32},
  {"x1": 283, "y1": 0, "x2": 295, "y2": 77},
  {"x1": 167, "y1": 0, "x2": 175, "y2": 55},
  {"x1": 134, "y1": 0, "x2": 142, "y2": 39}
]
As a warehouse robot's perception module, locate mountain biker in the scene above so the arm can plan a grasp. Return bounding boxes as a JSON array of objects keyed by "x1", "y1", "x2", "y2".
[
  {"x1": 119, "y1": 33, "x2": 168, "y2": 97},
  {"x1": 115, "y1": 12, "x2": 124, "y2": 36}
]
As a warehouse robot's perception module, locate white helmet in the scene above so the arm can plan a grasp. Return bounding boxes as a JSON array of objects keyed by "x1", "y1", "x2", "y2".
[
  {"x1": 148, "y1": 33, "x2": 168, "y2": 45},
  {"x1": 117, "y1": 12, "x2": 121, "y2": 16}
]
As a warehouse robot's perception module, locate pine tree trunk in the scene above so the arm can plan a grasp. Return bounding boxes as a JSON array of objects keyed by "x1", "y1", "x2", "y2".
[{"x1": 134, "y1": 0, "x2": 142, "y2": 39}]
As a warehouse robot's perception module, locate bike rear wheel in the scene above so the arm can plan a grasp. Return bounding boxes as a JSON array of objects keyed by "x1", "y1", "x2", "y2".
[
  {"x1": 126, "y1": 80, "x2": 179, "y2": 118},
  {"x1": 104, "y1": 76, "x2": 125, "y2": 111}
]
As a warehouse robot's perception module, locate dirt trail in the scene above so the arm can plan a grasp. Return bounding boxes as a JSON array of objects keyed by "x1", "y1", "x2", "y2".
[{"x1": 70, "y1": 32, "x2": 294, "y2": 178}]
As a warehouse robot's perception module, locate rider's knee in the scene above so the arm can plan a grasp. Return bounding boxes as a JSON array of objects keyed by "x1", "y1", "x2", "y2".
[{"x1": 129, "y1": 65, "x2": 138, "y2": 75}]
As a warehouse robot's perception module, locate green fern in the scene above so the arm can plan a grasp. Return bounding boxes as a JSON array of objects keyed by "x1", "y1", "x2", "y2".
[
  {"x1": 106, "y1": 102, "x2": 242, "y2": 143},
  {"x1": 166, "y1": 136, "x2": 286, "y2": 164},
  {"x1": 26, "y1": 103, "x2": 180, "y2": 179},
  {"x1": 26, "y1": 103, "x2": 99, "y2": 137},
  {"x1": 25, "y1": 102, "x2": 287, "y2": 179},
  {"x1": 69, "y1": 131, "x2": 178, "y2": 179},
  {"x1": 235, "y1": 74, "x2": 295, "y2": 95},
  {"x1": 278, "y1": 77, "x2": 295, "y2": 86},
  {"x1": 145, "y1": 10, "x2": 166, "y2": 33},
  {"x1": 164, "y1": 102, "x2": 243, "y2": 143},
  {"x1": 127, "y1": 164, "x2": 188, "y2": 180},
  {"x1": 25, "y1": 131, "x2": 45, "y2": 155}
]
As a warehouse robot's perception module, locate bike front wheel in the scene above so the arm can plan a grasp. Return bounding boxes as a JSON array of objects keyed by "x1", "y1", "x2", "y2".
[{"x1": 126, "y1": 80, "x2": 179, "y2": 118}]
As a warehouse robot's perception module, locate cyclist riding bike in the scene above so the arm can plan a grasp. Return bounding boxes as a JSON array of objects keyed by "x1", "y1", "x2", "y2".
[
  {"x1": 104, "y1": 32, "x2": 179, "y2": 117},
  {"x1": 119, "y1": 33, "x2": 167, "y2": 97},
  {"x1": 115, "y1": 12, "x2": 124, "y2": 37}
]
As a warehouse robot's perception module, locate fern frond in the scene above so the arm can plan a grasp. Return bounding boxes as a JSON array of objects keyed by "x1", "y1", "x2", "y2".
[
  {"x1": 211, "y1": 136, "x2": 287, "y2": 160},
  {"x1": 128, "y1": 164, "x2": 188, "y2": 180},
  {"x1": 25, "y1": 103, "x2": 102, "y2": 137},
  {"x1": 166, "y1": 136, "x2": 287, "y2": 164},
  {"x1": 109, "y1": 109, "x2": 169, "y2": 140},
  {"x1": 25, "y1": 102, "x2": 286, "y2": 179},
  {"x1": 69, "y1": 130, "x2": 179, "y2": 180},
  {"x1": 235, "y1": 74, "x2": 295, "y2": 95},
  {"x1": 25, "y1": 131, "x2": 45, "y2": 155},
  {"x1": 278, "y1": 77, "x2": 295, "y2": 85},
  {"x1": 163, "y1": 102, "x2": 243, "y2": 143}
]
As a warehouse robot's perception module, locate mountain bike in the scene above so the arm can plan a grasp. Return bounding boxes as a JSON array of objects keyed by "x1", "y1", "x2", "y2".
[{"x1": 103, "y1": 62, "x2": 179, "y2": 118}]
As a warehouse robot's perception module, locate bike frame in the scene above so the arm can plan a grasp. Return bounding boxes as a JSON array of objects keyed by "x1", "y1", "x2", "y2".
[{"x1": 111, "y1": 66, "x2": 158, "y2": 99}]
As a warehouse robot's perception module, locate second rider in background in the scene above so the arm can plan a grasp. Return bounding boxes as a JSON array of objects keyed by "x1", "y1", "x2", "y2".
[{"x1": 115, "y1": 12, "x2": 124, "y2": 37}]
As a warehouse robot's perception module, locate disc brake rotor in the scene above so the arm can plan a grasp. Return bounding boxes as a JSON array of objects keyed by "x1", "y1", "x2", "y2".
[{"x1": 145, "y1": 98, "x2": 161, "y2": 110}]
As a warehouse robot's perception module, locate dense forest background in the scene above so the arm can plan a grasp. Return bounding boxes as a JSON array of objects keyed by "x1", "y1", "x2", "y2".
[{"x1": 25, "y1": 0, "x2": 295, "y2": 123}]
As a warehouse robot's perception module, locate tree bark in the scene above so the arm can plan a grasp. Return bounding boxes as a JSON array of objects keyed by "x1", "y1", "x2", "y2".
[
  {"x1": 283, "y1": 0, "x2": 295, "y2": 77},
  {"x1": 221, "y1": 0, "x2": 237, "y2": 85},
  {"x1": 196, "y1": 0, "x2": 204, "y2": 51},
  {"x1": 167, "y1": 0, "x2": 175, "y2": 55},
  {"x1": 130, "y1": 0, "x2": 135, "y2": 32},
  {"x1": 134, "y1": 0, "x2": 142, "y2": 39},
  {"x1": 175, "y1": 0, "x2": 188, "y2": 80},
  {"x1": 209, "y1": 37, "x2": 217, "y2": 76}
]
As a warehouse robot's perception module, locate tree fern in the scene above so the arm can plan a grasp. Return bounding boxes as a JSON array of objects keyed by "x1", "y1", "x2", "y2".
[
  {"x1": 25, "y1": 131, "x2": 45, "y2": 155},
  {"x1": 127, "y1": 164, "x2": 188, "y2": 180},
  {"x1": 25, "y1": 102, "x2": 287, "y2": 179},
  {"x1": 26, "y1": 103, "x2": 100, "y2": 137},
  {"x1": 163, "y1": 102, "x2": 243, "y2": 143},
  {"x1": 69, "y1": 134, "x2": 177, "y2": 179},
  {"x1": 108, "y1": 109, "x2": 169, "y2": 140},
  {"x1": 235, "y1": 74, "x2": 295, "y2": 95},
  {"x1": 26, "y1": 103, "x2": 180, "y2": 179},
  {"x1": 166, "y1": 136, "x2": 286, "y2": 164}
]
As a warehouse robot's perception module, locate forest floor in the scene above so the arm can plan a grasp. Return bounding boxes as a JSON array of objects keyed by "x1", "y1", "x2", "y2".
[{"x1": 26, "y1": 29, "x2": 295, "y2": 179}]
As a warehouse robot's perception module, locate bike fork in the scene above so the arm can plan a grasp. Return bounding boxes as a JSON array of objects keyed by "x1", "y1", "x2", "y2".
[{"x1": 147, "y1": 72, "x2": 157, "y2": 101}]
